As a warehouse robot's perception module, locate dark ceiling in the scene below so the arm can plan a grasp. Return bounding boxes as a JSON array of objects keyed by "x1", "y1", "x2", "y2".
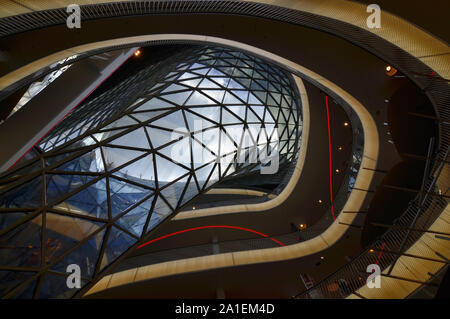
[
  {"x1": 354, "y1": 0, "x2": 449, "y2": 43},
  {"x1": 0, "y1": 1, "x2": 442, "y2": 298}
]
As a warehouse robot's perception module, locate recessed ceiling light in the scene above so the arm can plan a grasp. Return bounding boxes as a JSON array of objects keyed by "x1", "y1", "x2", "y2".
[
  {"x1": 344, "y1": 122, "x2": 349, "y2": 127},
  {"x1": 134, "y1": 49, "x2": 142, "y2": 57},
  {"x1": 385, "y1": 65, "x2": 398, "y2": 76},
  {"x1": 318, "y1": 199, "x2": 322, "y2": 204}
]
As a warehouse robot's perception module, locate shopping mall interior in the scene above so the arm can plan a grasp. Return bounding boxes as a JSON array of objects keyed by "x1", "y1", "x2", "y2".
[{"x1": 0, "y1": 0, "x2": 448, "y2": 299}]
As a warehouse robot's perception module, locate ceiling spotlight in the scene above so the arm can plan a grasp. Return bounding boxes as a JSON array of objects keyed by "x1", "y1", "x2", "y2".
[
  {"x1": 338, "y1": 146, "x2": 343, "y2": 151},
  {"x1": 385, "y1": 65, "x2": 398, "y2": 76},
  {"x1": 335, "y1": 169, "x2": 340, "y2": 173},
  {"x1": 320, "y1": 256, "x2": 324, "y2": 260},
  {"x1": 318, "y1": 199, "x2": 322, "y2": 204},
  {"x1": 134, "y1": 49, "x2": 142, "y2": 57},
  {"x1": 299, "y1": 223, "x2": 307, "y2": 230},
  {"x1": 344, "y1": 122, "x2": 349, "y2": 127},
  {"x1": 369, "y1": 249, "x2": 375, "y2": 254}
]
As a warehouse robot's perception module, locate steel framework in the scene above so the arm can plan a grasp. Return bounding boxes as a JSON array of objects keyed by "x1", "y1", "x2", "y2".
[{"x1": 0, "y1": 45, "x2": 302, "y2": 298}]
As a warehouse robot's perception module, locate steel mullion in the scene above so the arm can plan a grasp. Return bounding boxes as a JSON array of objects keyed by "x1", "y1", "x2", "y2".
[
  {"x1": 46, "y1": 208, "x2": 108, "y2": 223},
  {"x1": 92, "y1": 225, "x2": 112, "y2": 278},
  {"x1": 4, "y1": 221, "x2": 108, "y2": 298}
]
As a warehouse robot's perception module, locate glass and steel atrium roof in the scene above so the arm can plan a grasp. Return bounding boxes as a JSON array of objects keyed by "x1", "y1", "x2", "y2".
[{"x1": 0, "y1": 45, "x2": 302, "y2": 298}]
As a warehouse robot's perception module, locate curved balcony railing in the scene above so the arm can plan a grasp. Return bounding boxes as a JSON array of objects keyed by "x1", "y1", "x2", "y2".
[{"x1": 295, "y1": 127, "x2": 449, "y2": 299}]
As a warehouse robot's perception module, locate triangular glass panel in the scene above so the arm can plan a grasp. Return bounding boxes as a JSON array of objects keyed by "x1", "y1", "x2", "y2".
[
  {"x1": 54, "y1": 148, "x2": 104, "y2": 173},
  {"x1": 219, "y1": 130, "x2": 237, "y2": 158},
  {"x1": 159, "y1": 174, "x2": 189, "y2": 209},
  {"x1": 198, "y1": 78, "x2": 220, "y2": 89},
  {"x1": 190, "y1": 62, "x2": 206, "y2": 70},
  {"x1": 154, "y1": 154, "x2": 189, "y2": 183},
  {"x1": 46, "y1": 174, "x2": 96, "y2": 205},
  {"x1": 184, "y1": 110, "x2": 217, "y2": 132},
  {"x1": 205, "y1": 164, "x2": 220, "y2": 189},
  {"x1": 0, "y1": 271, "x2": 37, "y2": 299},
  {"x1": 185, "y1": 91, "x2": 217, "y2": 106},
  {"x1": 0, "y1": 177, "x2": 42, "y2": 209},
  {"x1": 108, "y1": 127, "x2": 150, "y2": 150},
  {"x1": 194, "y1": 163, "x2": 215, "y2": 189},
  {"x1": 226, "y1": 105, "x2": 246, "y2": 121},
  {"x1": 192, "y1": 68, "x2": 210, "y2": 76},
  {"x1": 44, "y1": 212, "x2": 102, "y2": 265},
  {"x1": 102, "y1": 146, "x2": 146, "y2": 172},
  {"x1": 131, "y1": 110, "x2": 168, "y2": 123},
  {"x1": 180, "y1": 176, "x2": 200, "y2": 206},
  {"x1": 210, "y1": 76, "x2": 230, "y2": 87},
  {"x1": 0, "y1": 214, "x2": 42, "y2": 268},
  {"x1": 99, "y1": 225, "x2": 137, "y2": 271},
  {"x1": 94, "y1": 128, "x2": 126, "y2": 142},
  {"x1": 102, "y1": 115, "x2": 139, "y2": 130},
  {"x1": 146, "y1": 196, "x2": 172, "y2": 233},
  {"x1": 201, "y1": 89, "x2": 225, "y2": 103},
  {"x1": 248, "y1": 92, "x2": 263, "y2": 105},
  {"x1": 146, "y1": 126, "x2": 184, "y2": 149},
  {"x1": 191, "y1": 137, "x2": 217, "y2": 169},
  {"x1": 178, "y1": 72, "x2": 198, "y2": 80},
  {"x1": 38, "y1": 272, "x2": 83, "y2": 299},
  {"x1": 51, "y1": 227, "x2": 106, "y2": 279},
  {"x1": 52, "y1": 179, "x2": 108, "y2": 219},
  {"x1": 151, "y1": 110, "x2": 187, "y2": 131},
  {"x1": 207, "y1": 68, "x2": 226, "y2": 76},
  {"x1": 157, "y1": 133, "x2": 191, "y2": 167},
  {"x1": 254, "y1": 91, "x2": 267, "y2": 104},
  {"x1": 222, "y1": 108, "x2": 241, "y2": 125},
  {"x1": 179, "y1": 78, "x2": 202, "y2": 88},
  {"x1": 109, "y1": 177, "x2": 152, "y2": 218},
  {"x1": 190, "y1": 106, "x2": 221, "y2": 124},
  {"x1": 200, "y1": 127, "x2": 220, "y2": 156},
  {"x1": 115, "y1": 196, "x2": 153, "y2": 237},
  {"x1": 160, "y1": 91, "x2": 191, "y2": 106},
  {"x1": 114, "y1": 154, "x2": 155, "y2": 182},
  {"x1": 161, "y1": 84, "x2": 188, "y2": 93},
  {"x1": 231, "y1": 90, "x2": 249, "y2": 102},
  {"x1": 0, "y1": 211, "x2": 31, "y2": 230},
  {"x1": 246, "y1": 108, "x2": 262, "y2": 123},
  {"x1": 135, "y1": 97, "x2": 175, "y2": 112},
  {"x1": 222, "y1": 92, "x2": 242, "y2": 104}
]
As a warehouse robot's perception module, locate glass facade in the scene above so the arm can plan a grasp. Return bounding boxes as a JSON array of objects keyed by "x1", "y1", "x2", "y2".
[{"x1": 0, "y1": 46, "x2": 302, "y2": 298}]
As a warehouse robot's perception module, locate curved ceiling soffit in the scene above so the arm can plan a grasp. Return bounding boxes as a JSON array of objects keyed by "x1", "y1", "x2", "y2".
[
  {"x1": 0, "y1": 0, "x2": 449, "y2": 92},
  {"x1": 74, "y1": 35, "x2": 379, "y2": 297},
  {"x1": 0, "y1": 0, "x2": 445, "y2": 298}
]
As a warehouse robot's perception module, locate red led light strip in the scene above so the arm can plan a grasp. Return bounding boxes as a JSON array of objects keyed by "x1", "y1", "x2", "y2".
[
  {"x1": 325, "y1": 95, "x2": 336, "y2": 220},
  {"x1": 137, "y1": 225, "x2": 285, "y2": 249}
]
